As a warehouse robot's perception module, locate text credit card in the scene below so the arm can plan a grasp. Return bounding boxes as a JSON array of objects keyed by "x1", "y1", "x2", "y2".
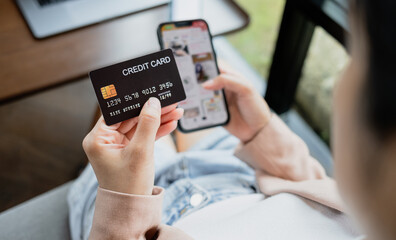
[{"x1": 89, "y1": 49, "x2": 186, "y2": 125}]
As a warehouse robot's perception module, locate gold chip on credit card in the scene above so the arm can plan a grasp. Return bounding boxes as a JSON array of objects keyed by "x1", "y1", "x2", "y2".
[{"x1": 101, "y1": 84, "x2": 117, "y2": 99}]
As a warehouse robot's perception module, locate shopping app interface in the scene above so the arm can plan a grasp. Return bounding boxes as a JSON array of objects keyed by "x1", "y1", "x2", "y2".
[{"x1": 162, "y1": 21, "x2": 228, "y2": 130}]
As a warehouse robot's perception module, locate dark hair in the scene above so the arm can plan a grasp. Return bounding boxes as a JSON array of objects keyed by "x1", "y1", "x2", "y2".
[
  {"x1": 352, "y1": 0, "x2": 396, "y2": 140},
  {"x1": 349, "y1": 3, "x2": 396, "y2": 237}
]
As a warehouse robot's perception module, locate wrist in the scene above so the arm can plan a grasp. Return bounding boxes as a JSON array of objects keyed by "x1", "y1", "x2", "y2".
[
  {"x1": 240, "y1": 94, "x2": 273, "y2": 144},
  {"x1": 100, "y1": 182, "x2": 154, "y2": 195},
  {"x1": 98, "y1": 169, "x2": 154, "y2": 195},
  {"x1": 243, "y1": 113, "x2": 273, "y2": 144}
]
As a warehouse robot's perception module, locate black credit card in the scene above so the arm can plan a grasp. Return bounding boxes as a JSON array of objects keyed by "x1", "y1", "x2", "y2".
[{"x1": 89, "y1": 49, "x2": 186, "y2": 126}]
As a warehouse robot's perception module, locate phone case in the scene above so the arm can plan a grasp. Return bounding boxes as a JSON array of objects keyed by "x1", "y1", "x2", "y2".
[{"x1": 157, "y1": 19, "x2": 230, "y2": 133}]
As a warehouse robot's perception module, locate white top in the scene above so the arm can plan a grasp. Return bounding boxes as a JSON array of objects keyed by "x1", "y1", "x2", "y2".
[{"x1": 174, "y1": 193, "x2": 363, "y2": 240}]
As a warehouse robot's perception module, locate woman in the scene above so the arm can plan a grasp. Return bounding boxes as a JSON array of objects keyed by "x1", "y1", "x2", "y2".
[{"x1": 68, "y1": 0, "x2": 396, "y2": 239}]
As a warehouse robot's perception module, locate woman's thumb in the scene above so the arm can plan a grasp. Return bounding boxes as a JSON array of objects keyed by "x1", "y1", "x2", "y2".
[{"x1": 130, "y1": 97, "x2": 161, "y2": 145}]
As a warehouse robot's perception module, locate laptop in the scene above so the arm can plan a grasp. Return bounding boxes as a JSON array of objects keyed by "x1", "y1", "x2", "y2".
[{"x1": 16, "y1": 0, "x2": 170, "y2": 39}]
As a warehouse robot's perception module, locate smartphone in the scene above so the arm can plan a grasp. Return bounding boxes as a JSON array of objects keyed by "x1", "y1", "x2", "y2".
[{"x1": 157, "y1": 19, "x2": 230, "y2": 133}]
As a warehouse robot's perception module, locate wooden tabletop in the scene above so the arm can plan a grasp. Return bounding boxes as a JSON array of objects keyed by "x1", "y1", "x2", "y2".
[{"x1": 0, "y1": 0, "x2": 248, "y2": 104}]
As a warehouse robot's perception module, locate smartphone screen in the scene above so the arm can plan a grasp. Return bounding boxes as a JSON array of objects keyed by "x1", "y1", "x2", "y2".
[{"x1": 158, "y1": 20, "x2": 229, "y2": 132}]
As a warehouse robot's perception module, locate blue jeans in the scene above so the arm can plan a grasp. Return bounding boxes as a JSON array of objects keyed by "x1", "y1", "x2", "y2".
[{"x1": 68, "y1": 127, "x2": 256, "y2": 240}]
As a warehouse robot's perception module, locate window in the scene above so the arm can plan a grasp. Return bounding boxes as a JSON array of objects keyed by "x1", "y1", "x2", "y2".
[{"x1": 297, "y1": 27, "x2": 349, "y2": 143}]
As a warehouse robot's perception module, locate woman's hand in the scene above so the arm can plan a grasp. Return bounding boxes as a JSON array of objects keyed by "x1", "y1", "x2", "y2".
[
  {"x1": 202, "y1": 65, "x2": 272, "y2": 143},
  {"x1": 82, "y1": 98, "x2": 183, "y2": 195}
]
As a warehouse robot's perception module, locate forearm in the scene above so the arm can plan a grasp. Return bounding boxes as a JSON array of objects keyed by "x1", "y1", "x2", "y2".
[{"x1": 234, "y1": 114, "x2": 327, "y2": 181}]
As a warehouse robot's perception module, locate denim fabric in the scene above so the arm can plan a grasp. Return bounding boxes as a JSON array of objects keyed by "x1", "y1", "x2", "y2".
[{"x1": 67, "y1": 128, "x2": 256, "y2": 240}]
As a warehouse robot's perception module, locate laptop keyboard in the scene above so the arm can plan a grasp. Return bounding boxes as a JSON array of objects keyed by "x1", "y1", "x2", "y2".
[{"x1": 37, "y1": 0, "x2": 74, "y2": 7}]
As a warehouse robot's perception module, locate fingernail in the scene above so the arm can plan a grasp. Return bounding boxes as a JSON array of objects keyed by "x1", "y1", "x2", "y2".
[{"x1": 147, "y1": 97, "x2": 160, "y2": 110}]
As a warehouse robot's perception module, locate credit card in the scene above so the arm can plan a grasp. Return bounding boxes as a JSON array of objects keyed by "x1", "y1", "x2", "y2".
[{"x1": 89, "y1": 49, "x2": 186, "y2": 126}]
